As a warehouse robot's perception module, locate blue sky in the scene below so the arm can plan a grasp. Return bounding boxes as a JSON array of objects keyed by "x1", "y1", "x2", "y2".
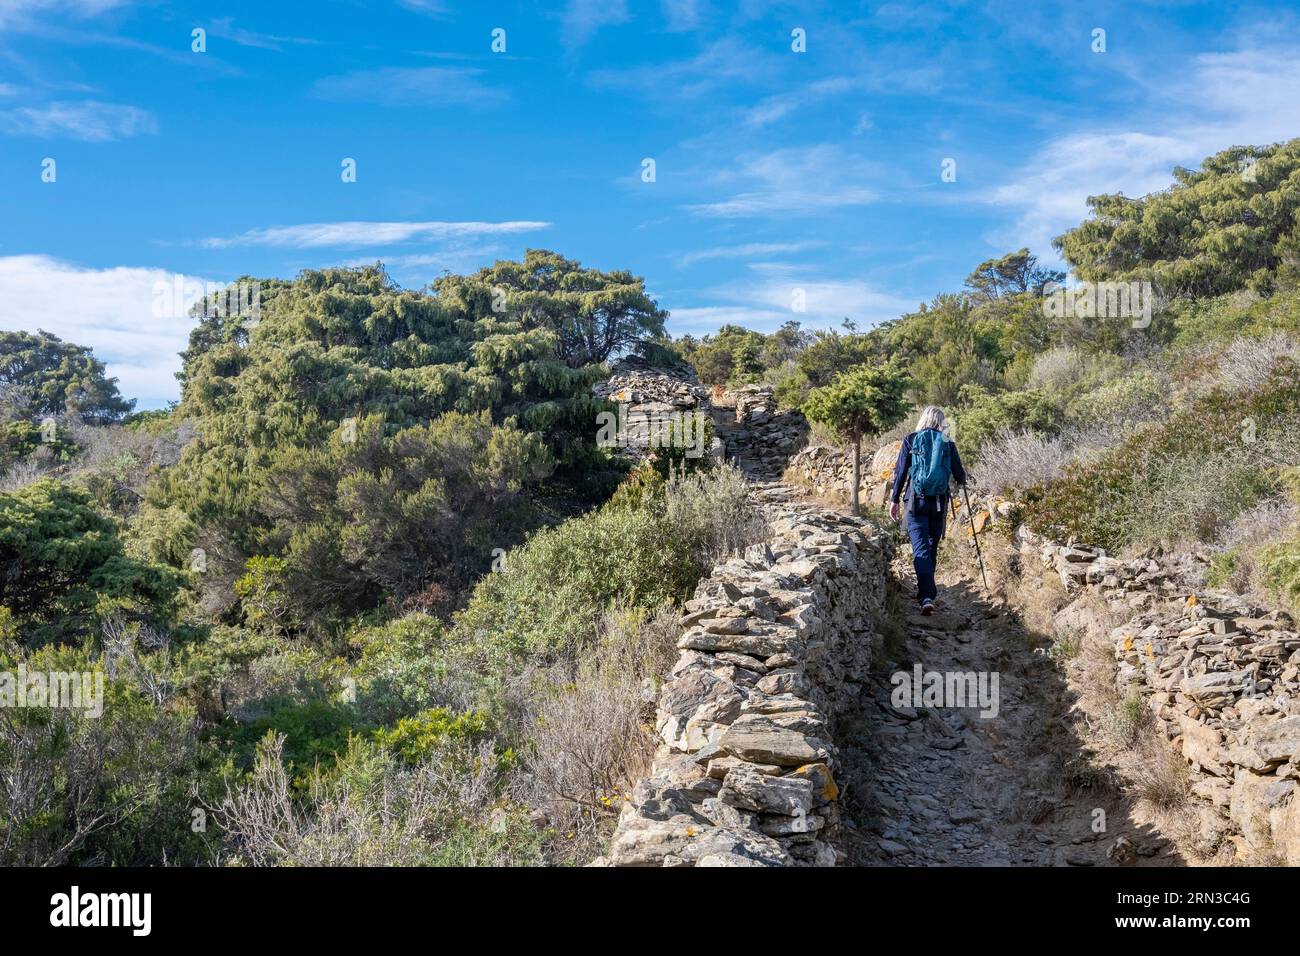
[{"x1": 1, "y1": 0, "x2": 1298, "y2": 407}]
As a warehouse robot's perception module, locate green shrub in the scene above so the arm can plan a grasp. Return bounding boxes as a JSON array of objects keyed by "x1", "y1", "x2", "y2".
[
  {"x1": 453, "y1": 503, "x2": 699, "y2": 666},
  {"x1": 1023, "y1": 373, "x2": 1300, "y2": 550},
  {"x1": 1260, "y1": 537, "x2": 1300, "y2": 613},
  {"x1": 1064, "y1": 370, "x2": 1164, "y2": 430},
  {"x1": 952, "y1": 386, "x2": 1061, "y2": 454},
  {"x1": 0, "y1": 643, "x2": 217, "y2": 866},
  {"x1": 347, "y1": 613, "x2": 483, "y2": 723},
  {"x1": 0, "y1": 478, "x2": 180, "y2": 644},
  {"x1": 372, "y1": 707, "x2": 493, "y2": 766}
]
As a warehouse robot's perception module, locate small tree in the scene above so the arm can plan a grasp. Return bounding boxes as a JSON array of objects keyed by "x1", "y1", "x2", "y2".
[{"x1": 803, "y1": 362, "x2": 911, "y2": 515}]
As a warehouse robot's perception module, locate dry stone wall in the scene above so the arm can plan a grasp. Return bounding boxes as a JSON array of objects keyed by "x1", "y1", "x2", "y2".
[
  {"x1": 599, "y1": 500, "x2": 894, "y2": 866},
  {"x1": 943, "y1": 480, "x2": 1300, "y2": 865},
  {"x1": 593, "y1": 358, "x2": 807, "y2": 479},
  {"x1": 786, "y1": 442, "x2": 902, "y2": 508},
  {"x1": 1012, "y1": 522, "x2": 1300, "y2": 864},
  {"x1": 788, "y1": 436, "x2": 1300, "y2": 863}
]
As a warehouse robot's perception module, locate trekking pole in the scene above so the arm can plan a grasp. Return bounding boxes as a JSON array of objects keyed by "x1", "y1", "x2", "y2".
[{"x1": 959, "y1": 483, "x2": 991, "y2": 593}]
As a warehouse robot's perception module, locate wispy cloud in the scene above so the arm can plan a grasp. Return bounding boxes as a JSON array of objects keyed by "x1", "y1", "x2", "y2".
[
  {"x1": 395, "y1": 0, "x2": 450, "y2": 17},
  {"x1": 667, "y1": 265, "x2": 916, "y2": 336},
  {"x1": 205, "y1": 17, "x2": 321, "y2": 52},
  {"x1": 0, "y1": 99, "x2": 157, "y2": 140},
  {"x1": 0, "y1": 0, "x2": 126, "y2": 29},
  {"x1": 312, "y1": 66, "x2": 505, "y2": 107},
  {"x1": 561, "y1": 0, "x2": 629, "y2": 49},
  {"x1": 685, "y1": 144, "x2": 879, "y2": 218},
  {"x1": 666, "y1": 305, "x2": 788, "y2": 335},
  {"x1": 591, "y1": 37, "x2": 770, "y2": 98},
  {"x1": 0, "y1": 254, "x2": 216, "y2": 408},
  {"x1": 661, "y1": 0, "x2": 704, "y2": 32},
  {"x1": 675, "y1": 240, "x2": 826, "y2": 266},
  {"x1": 740, "y1": 76, "x2": 862, "y2": 127},
  {"x1": 196, "y1": 220, "x2": 551, "y2": 249},
  {"x1": 986, "y1": 43, "x2": 1300, "y2": 258}
]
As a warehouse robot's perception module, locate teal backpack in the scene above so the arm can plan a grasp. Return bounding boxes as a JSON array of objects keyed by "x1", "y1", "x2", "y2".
[{"x1": 908, "y1": 429, "x2": 952, "y2": 499}]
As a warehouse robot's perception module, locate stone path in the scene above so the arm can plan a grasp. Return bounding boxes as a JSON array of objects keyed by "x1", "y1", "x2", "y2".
[
  {"x1": 838, "y1": 562, "x2": 1183, "y2": 867},
  {"x1": 724, "y1": 429, "x2": 1186, "y2": 867}
]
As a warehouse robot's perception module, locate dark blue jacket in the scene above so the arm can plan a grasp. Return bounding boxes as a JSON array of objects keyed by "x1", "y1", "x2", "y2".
[{"x1": 891, "y1": 428, "x2": 967, "y2": 514}]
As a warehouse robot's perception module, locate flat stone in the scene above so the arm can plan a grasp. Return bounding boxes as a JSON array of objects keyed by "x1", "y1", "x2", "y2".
[
  {"x1": 719, "y1": 764, "x2": 814, "y2": 816},
  {"x1": 718, "y1": 716, "x2": 826, "y2": 766}
]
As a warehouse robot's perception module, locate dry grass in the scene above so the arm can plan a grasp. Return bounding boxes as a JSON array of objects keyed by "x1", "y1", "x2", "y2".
[
  {"x1": 212, "y1": 733, "x2": 509, "y2": 867},
  {"x1": 1213, "y1": 331, "x2": 1300, "y2": 393},
  {"x1": 509, "y1": 604, "x2": 679, "y2": 847},
  {"x1": 664, "y1": 462, "x2": 769, "y2": 570}
]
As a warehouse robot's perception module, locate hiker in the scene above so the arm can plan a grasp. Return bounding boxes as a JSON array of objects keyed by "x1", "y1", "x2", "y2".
[{"x1": 889, "y1": 405, "x2": 967, "y2": 616}]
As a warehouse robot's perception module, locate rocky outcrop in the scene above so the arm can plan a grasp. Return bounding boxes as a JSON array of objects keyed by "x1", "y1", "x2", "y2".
[
  {"x1": 599, "y1": 501, "x2": 894, "y2": 866},
  {"x1": 1004, "y1": 520, "x2": 1300, "y2": 864},
  {"x1": 785, "y1": 441, "x2": 902, "y2": 508},
  {"x1": 593, "y1": 359, "x2": 807, "y2": 479}
]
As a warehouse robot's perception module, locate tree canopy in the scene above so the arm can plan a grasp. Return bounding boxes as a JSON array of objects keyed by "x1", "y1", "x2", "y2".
[
  {"x1": 145, "y1": 260, "x2": 625, "y2": 633},
  {"x1": 0, "y1": 479, "x2": 178, "y2": 643},
  {"x1": 432, "y1": 249, "x2": 667, "y2": 367},
  {"x1": 0, "y1": 329, "x2": 134, "y2": 423},
  {"x1": 1054, "y1": 139, "x2": 1300, "y2": 298}
]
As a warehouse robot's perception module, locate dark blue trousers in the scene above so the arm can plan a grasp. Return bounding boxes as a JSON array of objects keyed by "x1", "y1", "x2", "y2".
[{"x1": 906, "y1": 501, "x2": 947, "y2": 602}]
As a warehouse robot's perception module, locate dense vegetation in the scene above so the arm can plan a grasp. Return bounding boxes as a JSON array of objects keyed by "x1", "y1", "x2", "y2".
[
  {"x1": 1, "y1": 252, "x2": 766, "y2": 865},
  {"x1": 6, "y1": 138, "x2": 1300, "y2": 865},
  {"x1": 675, "y1": 139, "x2": 1300, "y2": 609}
]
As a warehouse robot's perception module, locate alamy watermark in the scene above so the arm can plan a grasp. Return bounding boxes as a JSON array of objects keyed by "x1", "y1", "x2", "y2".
[
  {"x1": 891, "y1": 663, "x2": 1000, "y2": 718},
  {"x1": 0, "y1": 665, "x2": 104, "y2": 717},
  {"x1": 152, "y1": 275, "x2": 261, "y2": 322},
  {"x1": 1041, "y1": 280, "x2": 1158, "y2": 329},
  {"x1": 596, "y1": 404, "x2": 708, "y2": 459}
]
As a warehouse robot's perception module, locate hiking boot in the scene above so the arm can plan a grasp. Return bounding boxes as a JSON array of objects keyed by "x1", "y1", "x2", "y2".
[{"x1": 920, "y1": 598, "x2": 935, "y2": 616}]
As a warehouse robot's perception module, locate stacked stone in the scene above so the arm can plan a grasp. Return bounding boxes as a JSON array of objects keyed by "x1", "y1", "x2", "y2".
[
  {"x1": 592, "y1": 358, "x2": 719, "y2": 464},
  {"x1": 785, "y1": 441, "x2": 903, "y2": 507},
  {"x1": 592, "y1": 360, "x2": 809, "y2": 479},
  {"x1": 1103, "y1": 596, "x2": 1300, "y2": 862},
  {"x1": 1007, "y1": 519, "x2": 1300, "y2": 863},
  {"x1": 1012, "y1": 526, "x2": 1210, "y2": 608},
  {"x1": 707, "y1": 384, "x2": 809, "y2": 480},
  {"x1": 599, "y1": 502, "x2": 894, "y2": 866}
]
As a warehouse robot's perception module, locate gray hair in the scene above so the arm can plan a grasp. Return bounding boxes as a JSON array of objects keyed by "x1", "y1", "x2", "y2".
[{"x1": 916, "y1": 405, "x2": 947, "y2": 432}]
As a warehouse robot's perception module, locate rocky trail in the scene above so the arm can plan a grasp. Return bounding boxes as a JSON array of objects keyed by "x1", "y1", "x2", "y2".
[
  {"x1": 750, "y1": 471, "x2": 1182, "y2": 866},
  {"x1": 603, "y1": 360, "x2": 1296, "y2": 866},
  {"x1": 838, "y1": 564, "x2": 1182, "y2": 867}
]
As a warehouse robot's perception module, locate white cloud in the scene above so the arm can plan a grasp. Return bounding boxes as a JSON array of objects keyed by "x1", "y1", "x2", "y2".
[
  {"x1": 197, "y1": 220, "x2": 550, "y2": 249},
  {"x1": 740, "y1": 76, "x2": 860, "y2": 128},
  {"x1": 0, "y1": 99, "x2": 157, "y2": 140},
  {"x1": 987, "y1": 45, "x2": 1300, "y2": 259},
  {"x1": 591, "y1": 37, "x2": 770, "y2": 98},
  {"x1": 0, "y1": 255, "x2": 219, "y2": 408},
  {"x1": 667, "y1": 268, "x2": 916, "y2": 337},
  {"x1": 685, "y1": 144, "x2": 878, "y2": 218},
  {"x1": 396, "y1": 0, "x2": 449, "y2": 16},
  {"x1": 666, "y1": 305, "x2": 788, "y2": 335},
  {"x1": 0, "y1": 0, "x2": 125, "y2": 29},
  {"x1": 562, "y1": 0, "x2": 629, "y2": 49},
  {"x1": 205, "y1": 17, "x2": 320, "y2": 51},
  {"x1": 675, "y1": 240, "x2": 826, "y2": 266},
  {"x1": 726, "y1": 274, "x2": 916, "y2": 328},
  {"x1": 312, "y1": 66, "x2": 505, "y2": 107},
  {"x1": 661, "y1": 0, "x2": 704, "y2": 32}
]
